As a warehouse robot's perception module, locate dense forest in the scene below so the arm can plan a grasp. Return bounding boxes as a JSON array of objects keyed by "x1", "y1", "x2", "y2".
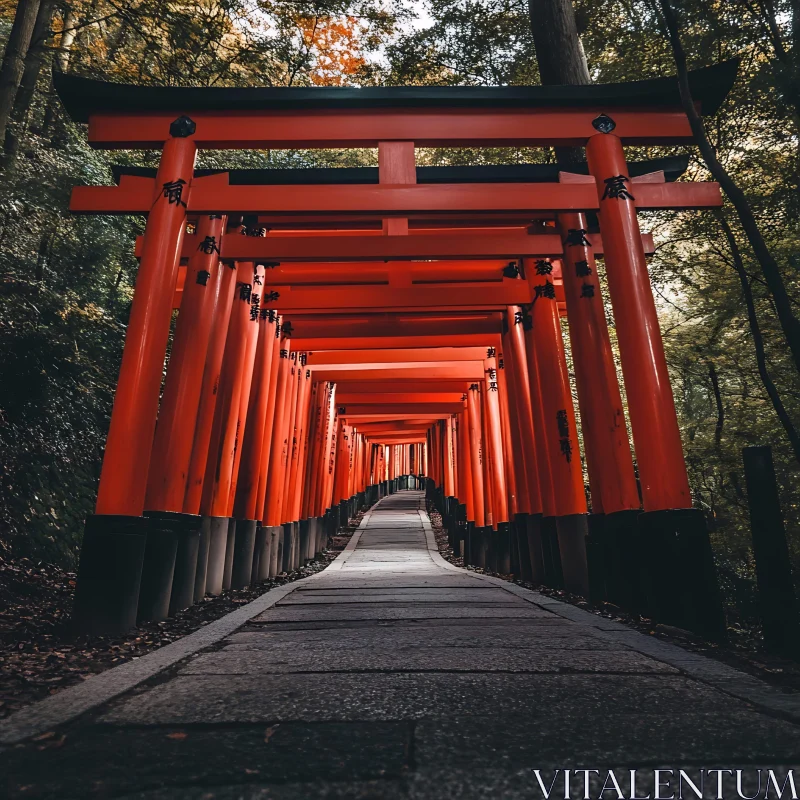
[{"x1": 0, "y1": 0, "x2": 798, "y2": 630}]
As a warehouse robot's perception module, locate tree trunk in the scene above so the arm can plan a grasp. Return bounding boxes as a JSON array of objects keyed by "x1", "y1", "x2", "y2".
[
  {"x1": 526, "y1": 0, "x2": 589, "y2": 85},
  {"x1": 55, "y1": 6, "x2": 78, "y2": 72},
  {"x1": 0, "y1": 0, "x2": 43, "y2": 147},
  {"x1": 526, "y1": 0, "x2": 588, "y2": 165},
  {"x1": 4, "y1": 0, "x2": 56, "y2": 158},
  {"x1": 659, "y1": 0, "x2": 800, "y2": 379}
]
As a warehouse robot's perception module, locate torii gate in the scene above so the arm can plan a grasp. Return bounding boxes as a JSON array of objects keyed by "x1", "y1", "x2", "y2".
[{"x1": 57, "y1": 61, "x2": 735, "y2": 639}]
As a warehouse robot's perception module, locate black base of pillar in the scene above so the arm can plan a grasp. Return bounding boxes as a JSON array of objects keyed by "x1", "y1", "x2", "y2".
[
  {"x1": 586, "y1": 513, "x2": 608, "y2": 606},
  {"x1": 291, "y1": 521, "x2": 300, "y2": 570},
  {"x1": 473, "y1": 526, "x2": 491, "y2": 569},
  {"x1": 231, "y1": 519, "x2": 257, "y2": 589},
  {"x1": 268, "y1": 526, "x2": 281, "y2": 577},
  {"x1": 526, "y1": 513, "x2": 545, "y2": 585},
  {"x1": 540, "y1": 516, "x2": 564, "y2": 589},
  {"x1": 508, "y1": 520, "x2": 520, "y2": 578},
  {"x1": 515, "y1": 513, "x2": 532, "y2": 582},
  {"x1": 165, "y1": 512, "x2": 202, "y2": 616},
  {"x1": 605, "y1": 509, "x2": 645, "y2": 612},
  {"x1": 205, "y1": 516, "x2": 230, "y2": 596},
  {"x1": 495, "y1": 522, "x2": 512, "y2": 575},
  {"x1": 299, "y1": 519, "x2": 310, "y2": 564},
  {"x1": 639, "y1": 508, "x2": 727, "y2": 640},
  {"x1": 282, "y1": 523, "x2": 294, "y2": 573},
  {"x1": 222, "y1": 518, "x2": 236, "y2": 591},
  {"x1": 339, "y1": 499, "x2": 349, "y2": 529},
  {"x1": 194, "y1": 516, "x2": 212, "y2": 603},
  {"x1": 556, "y1": 514, "x2": 590, "y2": 597},
  {"x1": 463, "y1": 521, "x2": 475, "y2": 566},
  {"x1": 252, "y1": 524, "x2": 267, "y2": 583},
  {"x1": 72, "y1": 514, "x2": 148, "y2": 636},
  {"x1": 138, "y1": 511, "x2": 181, "y2": 623}
]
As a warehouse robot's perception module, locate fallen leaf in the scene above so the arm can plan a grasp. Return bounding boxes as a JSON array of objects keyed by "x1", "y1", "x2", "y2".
[
  {"x1": 167, "y1": 731, "x2": 188, "y2": 740},
  {"x1": 264, "y1": 724, "x2": 280, "y2": 743}
]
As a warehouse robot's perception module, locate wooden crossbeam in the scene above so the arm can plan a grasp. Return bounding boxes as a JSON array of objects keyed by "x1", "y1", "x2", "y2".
[{"x1": 71, "y1": 174, "x2": 721, "y2": 217}]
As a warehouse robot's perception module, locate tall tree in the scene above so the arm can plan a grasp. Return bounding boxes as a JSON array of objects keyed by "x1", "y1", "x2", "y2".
[{"x1": 0, "y1": 0, "x2": 42, "y2": 143}]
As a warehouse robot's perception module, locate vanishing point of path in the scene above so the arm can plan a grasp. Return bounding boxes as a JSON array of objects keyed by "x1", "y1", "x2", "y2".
[{"x1": 3, "y1": 491, "x2": 800, "y2": 799}]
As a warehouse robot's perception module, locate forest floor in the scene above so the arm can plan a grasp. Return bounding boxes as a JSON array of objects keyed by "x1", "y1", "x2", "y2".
[
  {"x1": 0, "y1": 513, "x2": 364, "y2": 720},
  {"x1": 427, "y1": 507, "x2": 800, "y2": 694}
]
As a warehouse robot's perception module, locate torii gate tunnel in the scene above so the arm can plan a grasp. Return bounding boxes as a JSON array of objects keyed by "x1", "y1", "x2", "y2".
[{"x1": 60, "y1": 61, "x2": 736, "y2": 639}]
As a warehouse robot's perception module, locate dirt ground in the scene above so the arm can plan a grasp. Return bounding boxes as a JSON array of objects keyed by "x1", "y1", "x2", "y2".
[{"x1": 0, "y1": 515, "x2": 362, "y2": 719}]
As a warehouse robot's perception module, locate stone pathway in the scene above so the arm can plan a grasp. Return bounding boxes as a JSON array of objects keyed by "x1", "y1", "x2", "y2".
[{"x1": 3, "y1": 491, "x2": 800, "y2": 799}]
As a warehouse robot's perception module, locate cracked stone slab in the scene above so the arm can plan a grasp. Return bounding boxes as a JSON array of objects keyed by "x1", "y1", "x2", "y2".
[
  {"x1": 252, "y1": 604, "x2": 554, "y2": 622},
  {"x1": 99, "y1": 673, "x2": 741, "y2": 725},
  {"x1": 177, "y1": 647, "x2": 677, "y2": 675}
]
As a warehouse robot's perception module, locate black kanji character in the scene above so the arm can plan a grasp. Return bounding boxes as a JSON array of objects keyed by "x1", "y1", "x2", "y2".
[
  {"x1": 575, "y1": 260, "x2": 592, "y2": 277},
  {"x1": 559, "y1": 437, "x2": 573, "y2": 463},
  {"x1": 238, "y1": 283, "x2": 252, "y2": 302},
  {"x1": 244, "y1": 225, "x2": 267, "y2": 237},
  {"x1": 564, "y1": 228, "x2": 591, "y2": 247},
  {"x1": 487, "y1": 367, "x2": 497, "y2": 380},
  {"x1": 162, "y1": 179, "x2": 187, "y2": 207},
  {"x1": 556, "y1": 409, "x2": 569, "y2": 438},
  {"x1": 489, "y1": 381, "x2": 498, "y2": 392},
  {"x1": 498, "y1": 358, "x2": 504, "y2": 370},
  {"x1": 253, "y1": 273, "x2": 263, "y2": 285},
  {"x1": 198, "y1": 235, "x2": 219, "y2": 255},
  {"x1": 282, "y1": 321, "x2": 294, "y2": 337},
  {"x1": 264, "y1": 290, "x2": 280, "y2": 303},
  {"x1": 602, "y1": 175, "x2": 635, "y2": 201},
  {"x1": 487, "y1": 347, "x2": 496, "y2": 358},
  {"x1": 580, "y1": 283, "x2": 595, "y2": 299},
  {"x1": 280, "y1": 349, "x2": 289, "y2": 359},
  {"x1": 195, "y1": 269, "x2": 211, "y2": 286},
  {"x1": 534, "y1": 280, "x2": 556, "y2": 301},
  {"x1": 502, "y1": 261, "x2": 520, "y2": 278},
  {"x1": 535, "y1": 259, "x2": 553, "y2": 275}
]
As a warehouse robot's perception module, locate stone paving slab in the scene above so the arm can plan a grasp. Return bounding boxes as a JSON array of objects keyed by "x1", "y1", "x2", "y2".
[
  {"x1": 251, "y1": 603, "x2": 554, "y2": 622},
  {"x1": 277, "y1": 589, "x2": 525, "y2": 604},
  {"x1": 177, "y1": 647, "x2": 674, "y2": 675},
  {"x1": 225, "y1": 625, "x2": 612, "y2": 649},
  {"x1": 99, "y1": 672, "x2": 740, "y2": 725}
]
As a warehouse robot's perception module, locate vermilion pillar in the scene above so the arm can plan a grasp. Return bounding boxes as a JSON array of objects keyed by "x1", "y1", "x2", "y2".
[
  {"x1": 73, "y1": 122, "x2": 197, "y2": 635},
  {"x1": 254, "y1": 315, "x2": 283, "y2": 525},
  {"x1": 525, "y1": 258, "x2": 589, "y2": 595},
  {"x1": 183, "y1": 261, "x2": 238, "y2": 516},
  {"x1": 557, "y1": 214, "x2": 639, "y2": 515},
  {"x1": 183, "y1": 257, "x2": 238, "y2": 603},
  {"x1": 456, "y1": 406, "x2": 473, "y2": 557},
  {"x1": 504, "y1": 308, "x2": 543, "y2": 517},
  {"x1": 586, "y1": 131, "x2": 724, "y2": 638},
  {"x1": 263, "y1": 341, "x2": 292, "y2": 528},
  {"x1": 230, "y1": 297, "x2": 276, "y2": 588},
  {"x1": 228, "y1": 263, "x2": 264, "y2": 515},
  {"x1": 466, "y1": 383, "x2": 486, "y2": 566},
  {"x1": 200, "y1": 262, "x2": 255, "y2": 595},
  {"x1": 558, "y1": 211, "x2": 641, "y2": 605},
  {"x1": 145, "y1": 214, "x2": 226, "y2": 514},
  {"x1": 483, "y1": 357, "x2": 510, "y2": 572},
  {"x1": 586, "y1": 134, "x2": 690, "y2": 511},
  {"x1": 143, "y1": 214, "x2": 227, "y2": 614},
  {"x1": 95, "y1": 133, "x2": 197, "y2": 517}
]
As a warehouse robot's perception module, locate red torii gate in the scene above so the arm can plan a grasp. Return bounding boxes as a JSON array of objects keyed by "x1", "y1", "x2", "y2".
[{"x1": 58, "y1": 62, "x2": 735, "y2": 639}]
